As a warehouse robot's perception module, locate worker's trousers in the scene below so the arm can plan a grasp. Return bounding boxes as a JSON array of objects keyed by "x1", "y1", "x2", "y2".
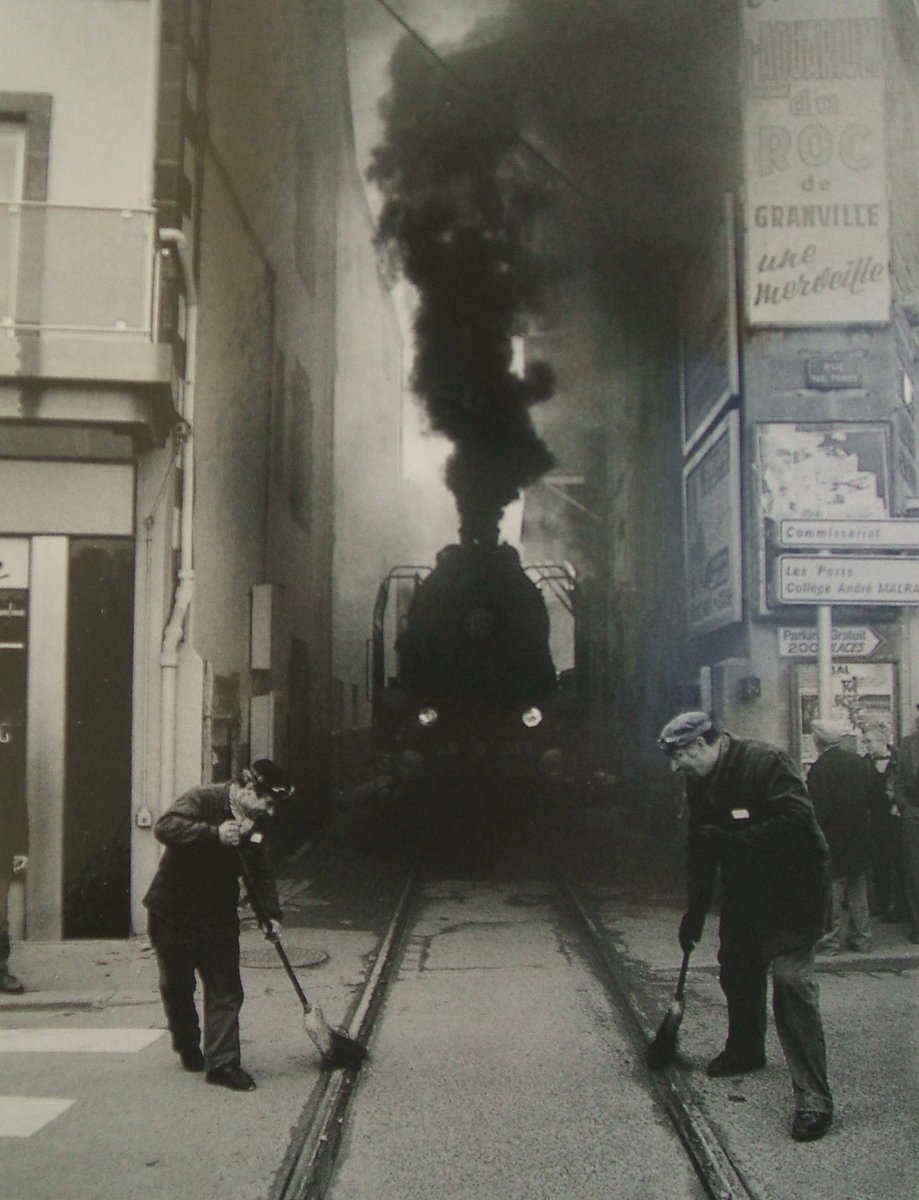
[
  {"x1": 718, "y1": 916, "x2": 832, "y2": 1117},
  {"x1": 147, "y1": 912, "x2": 244, "y2": 1071}
]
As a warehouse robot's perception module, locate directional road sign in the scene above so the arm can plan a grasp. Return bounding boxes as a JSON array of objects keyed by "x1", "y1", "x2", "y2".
[
  {"x1": 779, "y1": 555, "x2": 919, "y2": 604},
  {"x1": 778, "y1": 625, "x2": 885, "y2": 658},
  {"x1": 779, "y1": 518, "x2": 919, "y2": 550}
]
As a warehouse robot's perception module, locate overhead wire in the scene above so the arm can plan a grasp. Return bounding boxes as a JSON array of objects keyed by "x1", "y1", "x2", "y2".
[{"x1": 369, "y1": 0, "x2": 612, "y2": 226}]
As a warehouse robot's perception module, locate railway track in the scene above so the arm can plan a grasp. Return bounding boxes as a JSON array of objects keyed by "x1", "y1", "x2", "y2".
[{"x1": 269, "y1": 867, "x2": 758, "y2": 1200}]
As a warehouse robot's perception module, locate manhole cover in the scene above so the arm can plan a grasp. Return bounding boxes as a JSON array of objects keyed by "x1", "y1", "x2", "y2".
[{"x1": 239, "y1": 945, "x2": 329, "y2": 969}]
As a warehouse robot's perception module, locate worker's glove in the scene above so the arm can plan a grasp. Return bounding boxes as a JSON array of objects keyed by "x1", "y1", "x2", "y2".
[{"x1": 679, "y1": 911, "x2": 704, "y2": 953}]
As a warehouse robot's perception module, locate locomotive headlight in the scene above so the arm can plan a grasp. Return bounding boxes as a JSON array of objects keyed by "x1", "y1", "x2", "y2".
[
  {"x1": 417, "y1": 706, "x2": 439, "y2": 727},
  {"x1": 521, "y1": 706, "x2": 543, "y2": 729}
]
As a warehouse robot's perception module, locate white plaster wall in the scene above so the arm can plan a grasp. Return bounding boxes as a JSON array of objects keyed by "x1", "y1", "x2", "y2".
[
  {"x1": 190, "y1": 1, "x2": 348, "y2": 785},
  {"x1": 331, "y1": 143, "x2": 405, "y2": 723},
  {"x1": 0, "y1": 0, "x2": 157, "y2": 205}
]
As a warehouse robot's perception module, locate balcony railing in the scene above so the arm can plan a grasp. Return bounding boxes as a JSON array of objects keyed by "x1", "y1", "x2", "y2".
[{"x1": 0, "y1": 202, "x2": 159, "y2": 337}]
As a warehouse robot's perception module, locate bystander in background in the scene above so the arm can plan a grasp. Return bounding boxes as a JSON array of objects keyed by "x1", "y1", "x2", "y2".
[
  {"x1": 0, "y1": 710, "x2": 28, "y2": 993},
  {"x1": 893, "y1": 705, "x2": 919, "y2": 945},
  {"x1": 861, "y1": 719, "x2": 907, "y2": 925},
  {"x1": 807, "y1": 719, "x2": 872, "y2": 954}
]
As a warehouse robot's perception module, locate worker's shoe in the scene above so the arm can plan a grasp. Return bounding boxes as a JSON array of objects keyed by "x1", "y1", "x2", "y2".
[
  {"x1": 179, "y1": 1047, "x2": 204, "y2": 1072},
  {"x1": 791, "y1": 1111, "x2": 832, "y2": 1142},
  {"x1": 0, "y1": 968, "x2": 24, "y2": 995},
  {"x1": 205, "y1": 1064, "x2": 256, "y2": 1091},
  {"x1": 706, "y1": 1049, "x2": 766, "y2": 1078}
]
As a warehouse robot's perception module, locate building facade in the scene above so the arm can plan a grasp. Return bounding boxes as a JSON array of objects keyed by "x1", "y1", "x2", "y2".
[
  {"x1": 0, "y1": 0, "x2": 403, "y2": 940},
  {"x1": 600, "y1": 0, "x2": 919, "y2": 823}
]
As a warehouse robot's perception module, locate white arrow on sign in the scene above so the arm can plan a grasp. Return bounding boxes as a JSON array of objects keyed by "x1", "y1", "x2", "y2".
[{"x1": 778, "y1": 626, "x2": 885, "y2": 659}]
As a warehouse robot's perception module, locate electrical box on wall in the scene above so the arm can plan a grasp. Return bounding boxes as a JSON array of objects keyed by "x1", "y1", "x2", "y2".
[
  {"x1": 250, "y1": 692, "x2": 276, "y2": 762},
  {"x1": 250, "y1": 584, "x2": 276, "y2": 671},
  {"x1": 712, "y1": 657, "x2": 760, "y2": 739}
]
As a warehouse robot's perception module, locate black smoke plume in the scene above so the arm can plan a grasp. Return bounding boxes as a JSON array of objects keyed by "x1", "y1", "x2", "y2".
[
  {"x1": 368, "y1": 2, "x2": 737, "y2": 538},
  {"x1": 368, "y1": 31, "x2": 557, "y2": 544}
]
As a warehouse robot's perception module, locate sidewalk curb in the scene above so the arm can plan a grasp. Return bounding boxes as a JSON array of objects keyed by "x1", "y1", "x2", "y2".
[{"x1": 0, "y1": 988, "x2": 161, "y2": 1012}]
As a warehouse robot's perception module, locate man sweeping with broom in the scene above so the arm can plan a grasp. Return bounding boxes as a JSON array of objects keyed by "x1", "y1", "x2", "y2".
[
  {"x1": 655, "y1": 712, "x2": 834, "y2": 1143},
  {"x1": 144, "y1": 760, "x2": 296, "y2": 1091}
]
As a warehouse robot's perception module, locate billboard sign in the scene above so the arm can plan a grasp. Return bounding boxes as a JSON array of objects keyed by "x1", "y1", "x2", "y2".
[
  {"x1": 742, "y1": 0, "x2": 890, "y2": 325},
  {"x1": 680, "y1": 194, "x2": 740, "y2": 453},
  {"x1": 683, "y1": 410, "x2": 743, "y2": 636}
]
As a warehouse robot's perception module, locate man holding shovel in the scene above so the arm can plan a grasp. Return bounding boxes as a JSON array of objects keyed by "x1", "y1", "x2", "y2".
[
  {"x1": 657, "y1": 711, "x2": 834, "y2": 1143},
  {"x1": 144, "y1": 759, "x2": 292, "y2": 1091}
]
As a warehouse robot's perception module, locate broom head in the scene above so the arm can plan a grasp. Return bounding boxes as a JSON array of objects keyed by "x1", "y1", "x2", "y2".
[
  {"x1": 646, "y1": 996, "x2": 685, "y2": 1070},
  {"x1": 304, "y1": 1005, "x2": 368, "y2": 1071}
]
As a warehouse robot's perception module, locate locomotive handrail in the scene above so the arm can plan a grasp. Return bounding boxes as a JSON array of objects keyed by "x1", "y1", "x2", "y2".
[
  {"x1": 370, "y1": 565, "x2": 432, "y2": 703},
  {"x1": 525, "y1": 562, "x2": 578, "y2": 616},
  {"x1": 525, "y1": 561, "x2": 590, "y2": 697}
]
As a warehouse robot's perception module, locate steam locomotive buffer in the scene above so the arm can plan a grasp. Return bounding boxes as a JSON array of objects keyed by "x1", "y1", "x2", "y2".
[{"x1": 369, "y1": 532, "x2": 588, "y2": 821}]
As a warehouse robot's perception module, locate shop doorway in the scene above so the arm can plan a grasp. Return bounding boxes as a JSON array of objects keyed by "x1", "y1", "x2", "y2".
[
  {"x1": 63, "y1": 538, "x2": 134, "y2": 937},
  {"x1": 0, "y1": 535, "x2": 134, "y2": 939},
  {"x1": 0, "y1": 567, "x2": 28, "y2": 937}
]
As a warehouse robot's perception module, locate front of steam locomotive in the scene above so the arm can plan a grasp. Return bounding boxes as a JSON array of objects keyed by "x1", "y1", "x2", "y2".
[{"x1": 386, "y1": 538, "x2": 567, "y2": 805}]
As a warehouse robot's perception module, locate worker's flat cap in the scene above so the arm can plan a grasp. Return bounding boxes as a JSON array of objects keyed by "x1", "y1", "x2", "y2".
[
  {"x1": 250, "y1": 758, "x2": 294, "y2": 798},
  {"x1": 657, "y1": 711, "x2": 713, "y2": 752},
  {"x1": 810, "y1": 719, "x2": 847, "y2": 745}
]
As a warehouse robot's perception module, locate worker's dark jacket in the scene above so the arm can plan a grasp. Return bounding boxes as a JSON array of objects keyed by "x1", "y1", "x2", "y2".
[
  {"x1": 685, "y1": 737, "x2": 830, "y2": 952},
  {"x1": 806, "y1": 746, "x2": 872, "y2": 878},
  {"x1": 143, "y1": 784, "x2": 281, "y2": 933}
]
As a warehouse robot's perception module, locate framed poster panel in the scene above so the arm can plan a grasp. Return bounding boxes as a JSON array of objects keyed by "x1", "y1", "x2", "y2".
[
  {"x1": 756, "y1": 421, "x2": 891, "y2": 614},
  {"x1": 683, "y1": 409, "x2": 743, "y2": 637},
  {"x1": 757, "y1": 422, "x2": 890, "y2": 522},
  {"x1": 794, "y1": 659, "x2": 896, "y2": 768},
  {"x1": 679, "y1": 193, "x2": 740, "y2": 454}
]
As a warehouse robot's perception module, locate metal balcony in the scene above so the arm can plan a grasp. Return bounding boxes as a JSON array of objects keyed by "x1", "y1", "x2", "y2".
[
  {"x1": 0, "y1": 201, "x2": 158, "y2": 335},
  {"x1": 0, "y1": 202, "x2": 177, "y2": 444}
]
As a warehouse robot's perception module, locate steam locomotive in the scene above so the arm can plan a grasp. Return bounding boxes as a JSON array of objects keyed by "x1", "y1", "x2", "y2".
[{"x1": 369, "y1": 539, "x2": 587, "y2": 809}]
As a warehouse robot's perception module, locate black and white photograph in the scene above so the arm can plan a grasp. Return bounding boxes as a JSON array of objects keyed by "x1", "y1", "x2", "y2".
[{"x1": 0, "y1": 1, "x2": 917, "y2": 1197}]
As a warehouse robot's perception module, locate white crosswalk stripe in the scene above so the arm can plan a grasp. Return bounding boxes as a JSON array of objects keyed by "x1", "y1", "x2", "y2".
[
  {"x1": 0, "y1": 1097, "x2": 76, "y2": 1138},
  {"x1": 0, "y1": 1028, "x2": 164, "y2": 1053},
  {"x1": 0, "y1": 1027, "x2": 165, "y2": 1137}
]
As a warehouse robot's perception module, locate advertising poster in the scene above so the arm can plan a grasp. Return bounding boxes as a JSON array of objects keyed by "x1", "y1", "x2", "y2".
[
  {"x1": 742, "y1": 0, "x2": 891, "y2": 325},
  {"x1": 683, "y1": 410, "x2": 743, "y2": 637},
  {"x1": 679, "y1": 193, "x2": 740, "y2": 453},
  {"x1": 757, "y1": 422, "x2": 889, "y2": 521},
  {"x1": 794, "y1": 659, "x2": 896, "y2": 766},
  {"x1": 757, "y1": 421, "x2": 889, "y2": 611}
]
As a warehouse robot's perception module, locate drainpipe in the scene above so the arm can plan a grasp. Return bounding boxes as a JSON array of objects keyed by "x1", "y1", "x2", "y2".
[{"x1": 157, "y1": 228, "x2": 197, "y2": 812}]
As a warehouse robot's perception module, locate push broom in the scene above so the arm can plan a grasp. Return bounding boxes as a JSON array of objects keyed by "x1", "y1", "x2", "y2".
[
  {"x1": 647, "y1": 947, "x2": 691, "y2": 1070},
  {"x1": 238, "y1": 851, "x2": 367, "y2": 1072}
]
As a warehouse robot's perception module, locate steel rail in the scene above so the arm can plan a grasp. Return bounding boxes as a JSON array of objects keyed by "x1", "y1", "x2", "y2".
[
  {"x1": 271, "y1": 863, "x2": 760, "y2": 1200},
  {"x1": 555, "y1": 874, "x2": 761, "y2": 1200},
  {"x1": 269, "y1": 871, "x2": 419, "y2": 1200}
]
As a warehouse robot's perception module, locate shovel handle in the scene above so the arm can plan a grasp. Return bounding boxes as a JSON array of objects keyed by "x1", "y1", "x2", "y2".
[{"x1": 674, "y1": 947, "x2": 692, "y2": 1002}]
